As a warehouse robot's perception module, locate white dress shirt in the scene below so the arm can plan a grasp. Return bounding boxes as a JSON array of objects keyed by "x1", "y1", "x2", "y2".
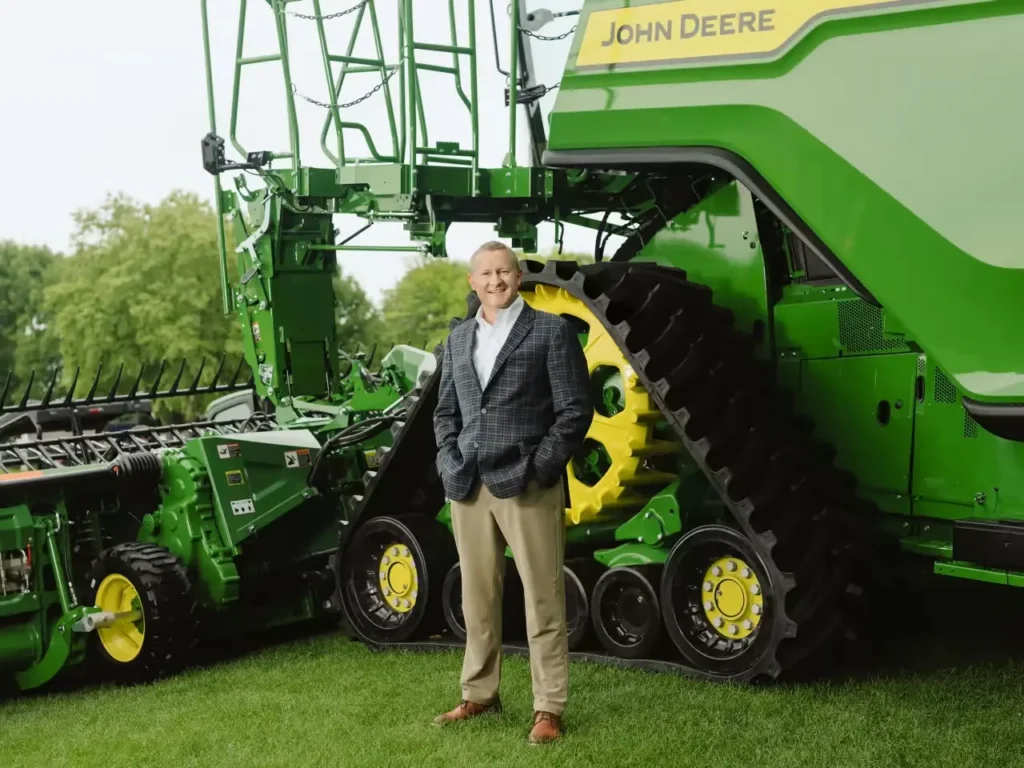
[{"x1": 472, "y1": 295, "x2": 525, "y2": 387}]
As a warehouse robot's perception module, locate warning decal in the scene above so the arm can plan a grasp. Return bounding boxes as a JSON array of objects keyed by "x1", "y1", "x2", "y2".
[
  {"x1": 217, "y1": 443, "x2": 241, "y2": 460},
  {"x1": 575, "y1": 0, "x2": 948, "y2": 68},
  {"x1": 225, "y1": 470, "x2": 245, "y2": 487},
  {"x1": 284, "y1": 448, "x2": 311, "y2": 469}
]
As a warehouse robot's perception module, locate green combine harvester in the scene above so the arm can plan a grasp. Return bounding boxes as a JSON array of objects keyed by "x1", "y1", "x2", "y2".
[{"x1": 3, "y1": 0, "x2": 1022, "y2": 691}]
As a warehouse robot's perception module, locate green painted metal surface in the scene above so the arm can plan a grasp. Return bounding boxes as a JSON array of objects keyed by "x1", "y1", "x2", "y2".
[{"x1": 554, "y1": 0, "x2": 1024, "y2": 403}]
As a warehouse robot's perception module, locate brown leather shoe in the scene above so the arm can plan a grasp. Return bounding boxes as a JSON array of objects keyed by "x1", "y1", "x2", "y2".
[
  {"x1": 528, "y1": 711, "x2": 562, "y2": 744},
  {"x1": 431, "y1": 697, "x2": 502, "y2": 726}
]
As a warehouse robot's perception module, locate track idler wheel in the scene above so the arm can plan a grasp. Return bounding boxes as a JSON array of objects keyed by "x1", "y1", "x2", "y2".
[
  {"x1": 441, "y1": 561, "x2": 526, "y2": 642},
  {"x1": 591, "y1": 565, "x2": 663, "y2": 659},
  {"x1": 563, "y1": 559, "x2": 601, "y2": 651},
  {"x1": 661, "y1": 524, "x2": 789, "y2": 681},
  {"x1": 84, "y1": 541, "x2": 195, "y2": 684},
  {"x1": 339, "y1": 514, "x2": 456, "y2": 644}
]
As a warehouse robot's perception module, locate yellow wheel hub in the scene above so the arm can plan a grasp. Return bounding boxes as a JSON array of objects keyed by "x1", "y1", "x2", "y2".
[
  {"x1": 701, "y1": 556, "x2": 763, "y2": 640},
  {"x1": 378, "y1": 543, "x2": 418, "y2": 613},
  {"x1": 522, "y1": 283, "x2": 679, "y2": 526},
  {"x1": 94, "y1": 573, "x2": 145, "y2": 663}
]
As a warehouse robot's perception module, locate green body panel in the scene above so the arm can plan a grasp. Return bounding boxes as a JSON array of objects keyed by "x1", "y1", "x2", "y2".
[
  {"x1": 933, "y1": 560, "x2": 1024, "y2": 588},
  {"x1": 594, "y1": 543, "x2": 668, "y2": 568},
  {"x1": 792, "y1": 353, "x2": 918, "y2": 516},
  {"x1": 231, "y1": 193, "x2": 339, "y2": 406},
  {"x1": 555, "y1": 0, "x2": 1024, "y2": 402}
]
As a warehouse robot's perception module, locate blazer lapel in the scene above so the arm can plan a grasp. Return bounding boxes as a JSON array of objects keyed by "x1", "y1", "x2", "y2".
[
  {"x1": 483, "y1": 303, "x2": 535, "y2": 393},
  {"x1": 455, "y1": 321, "x2": 482, "y2": 393}
]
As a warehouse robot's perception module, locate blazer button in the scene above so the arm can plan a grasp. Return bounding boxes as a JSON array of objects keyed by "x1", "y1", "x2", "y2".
[
  {"x1": 481, "y1": 407, "x2": 487, "y2": 414},
  {"x1": 473, "y1": 442, "x2": 479, "y2": 448}
]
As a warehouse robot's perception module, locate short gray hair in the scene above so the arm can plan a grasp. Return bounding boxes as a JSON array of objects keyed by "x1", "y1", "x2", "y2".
[{"x1": 469, "y1": 240, "x2": 520, "y2": 272}]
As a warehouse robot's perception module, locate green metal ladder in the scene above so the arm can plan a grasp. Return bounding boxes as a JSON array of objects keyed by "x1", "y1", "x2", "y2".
[{"x1": 208, "y1": 0, "x2": 483, "y2": 189}]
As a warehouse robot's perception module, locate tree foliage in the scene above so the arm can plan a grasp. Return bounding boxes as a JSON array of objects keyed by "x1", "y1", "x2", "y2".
[
  {"x1": 380, "y1": 257, "x2": 472, "y2": 351},
  {"x1": 38, "y1": 192, "x2": 243, "y2": 420},
  {"x1": 0, "y1": 241, "x2": 61, "y2": 390}
]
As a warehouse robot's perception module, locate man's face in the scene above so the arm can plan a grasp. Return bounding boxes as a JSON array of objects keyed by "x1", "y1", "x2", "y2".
[{"x1": 468, "y1": 247, "x2": 522, "y2": 313}]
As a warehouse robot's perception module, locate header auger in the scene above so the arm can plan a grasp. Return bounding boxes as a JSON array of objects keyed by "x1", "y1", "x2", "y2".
[{"x1": 4, "y1": 0, "x2": 1023, "y2": 694}]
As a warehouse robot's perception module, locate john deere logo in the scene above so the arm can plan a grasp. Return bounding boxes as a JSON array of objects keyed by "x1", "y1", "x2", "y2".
[{"x1": 576, "y1": 0, "x2": 955, "y2": 69}]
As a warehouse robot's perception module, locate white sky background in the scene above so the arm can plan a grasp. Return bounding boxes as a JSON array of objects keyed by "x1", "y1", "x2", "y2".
[{"x1": 0, "y1": 0, "x2": 619, "y2": 305}]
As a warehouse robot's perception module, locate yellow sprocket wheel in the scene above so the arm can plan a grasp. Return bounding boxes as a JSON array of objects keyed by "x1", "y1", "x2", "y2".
[{"x1": 522, "y1": 283, "x2": 679, "y2": 526}]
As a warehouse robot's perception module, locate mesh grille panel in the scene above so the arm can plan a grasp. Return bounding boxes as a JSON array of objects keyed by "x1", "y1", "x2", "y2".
[
  {"x1": 837, "y1": 301, "x2": 909, "y2": 353},
  {"x1": 934, "y1": 367, "x2": 957, "y2": 404},
  {"x1": 964, "y1": 408, "x2": 979, "y2": 439}
]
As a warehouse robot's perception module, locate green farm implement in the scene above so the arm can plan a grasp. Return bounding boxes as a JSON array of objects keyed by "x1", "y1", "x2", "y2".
[
  {"x1": 4, "y1": 0, "x2": 1024, "y2": 691},
  {"x1": 0, "y1": 346, "x2": 434, "y2": 691}
]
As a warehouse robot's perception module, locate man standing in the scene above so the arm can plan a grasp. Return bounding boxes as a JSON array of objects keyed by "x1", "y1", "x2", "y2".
[{"x1": 432, "y1": 241, "x2": 593, "y2": 745}]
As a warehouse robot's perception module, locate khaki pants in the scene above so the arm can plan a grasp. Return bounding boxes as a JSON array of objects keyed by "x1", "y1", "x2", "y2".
[{"x1": 450, "y1": 478, "x2": 569, "y2": 715}]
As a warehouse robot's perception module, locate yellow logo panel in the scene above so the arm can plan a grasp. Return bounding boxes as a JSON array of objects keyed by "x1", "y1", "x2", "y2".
[{"x1": 576, "y1": 0, "x2": 946, "y2": 68}]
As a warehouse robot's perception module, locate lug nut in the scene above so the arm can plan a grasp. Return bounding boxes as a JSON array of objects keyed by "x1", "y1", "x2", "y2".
[
  {"x1": 712, "y1": 566, "x2": 721, "y2": 577},
  {"x1": 743, "y1": 620, "x2": 753, "y2": 630},
  {"x1": 704, "y1": 600, "x2": 713, "y2": 611},
  {"x1": 741, "y1": 568, "x2": 750, "y2": 578},
  {"x1": 703, "y1": 581, "x2": 712, "y2": 592},
  {"x1": 752, "y1": 585, "x2": 761, "y2": 595},
  {"x1": 726, "y1": 561, "x2": 736, "y2": 572},
  {"x1": 713, "y1": 617, "x2": 723, "y2": 628},
  {"x1": 728, "y1": 624, "x2": 738, "y2": 634},
  {"x1": 752, "y1": 605, "x2": 762, "y2": 615}
]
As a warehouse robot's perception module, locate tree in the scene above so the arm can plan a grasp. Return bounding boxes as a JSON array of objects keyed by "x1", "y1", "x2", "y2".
[
  {"x1": 380, "y1": 257, "x2": 472, "y2": 350},
  {"x1": 42, "y1": 191, "x2": 243, "y2": 421},
  {"x1": 0, "y1": 241, "x2": 62, "y2": 392}
]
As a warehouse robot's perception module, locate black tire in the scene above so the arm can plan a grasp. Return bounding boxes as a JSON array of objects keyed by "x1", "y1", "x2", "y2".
[
  {"x1": 339, "y1": 514, "x2": 456, "y2": 644},
  {"x1": 84, "y1": 541, "x2": 194, "y2": 684},
  {"x1": 564, "y1": 560, "x2": 601, "y2": 651},
  {"x1": 441, "y1": 562, "x2": 467, "y2": 641},
  {"x1": 591, "y1": 565, "x2": 663, "y2": 659},
  {"x1": 660, "y1": 524, "x2": 782, "y2": 678}
]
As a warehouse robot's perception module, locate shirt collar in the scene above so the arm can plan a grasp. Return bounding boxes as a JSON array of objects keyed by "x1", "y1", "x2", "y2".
[{"x1": 475, "y1": 294, "x2": 525, "y2": 330}]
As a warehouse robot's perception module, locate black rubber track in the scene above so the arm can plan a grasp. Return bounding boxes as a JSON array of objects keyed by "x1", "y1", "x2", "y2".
[
  {"x1": 518, "y1": 257, "x2": 884, "y2": 681},
  {"x1": 337, "y1": 259, "x2": 887, "y2": 681}
]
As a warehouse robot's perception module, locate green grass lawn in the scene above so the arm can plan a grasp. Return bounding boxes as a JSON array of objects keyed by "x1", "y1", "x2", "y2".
[{"x1": 3, "y1": 580, "x2": 1024, "y2": 768}]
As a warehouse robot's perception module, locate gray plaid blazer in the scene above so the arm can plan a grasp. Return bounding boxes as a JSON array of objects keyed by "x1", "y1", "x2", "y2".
[{"x1": 433, "y1": 301, "x2": 593, "y2": 501}]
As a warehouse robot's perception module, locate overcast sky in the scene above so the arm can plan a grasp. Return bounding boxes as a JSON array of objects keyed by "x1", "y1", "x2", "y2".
[{"x1": 0, "y1": 1, "x2": 609, "y2": 305}]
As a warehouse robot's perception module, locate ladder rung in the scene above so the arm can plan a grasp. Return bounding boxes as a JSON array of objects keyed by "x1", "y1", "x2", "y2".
[
  {"x1": 239, "y1": 54, "x2": 282, "y2": 65},
  {"x1": 414, "y1": 42, "x2": 472, "y2": 56},
  {"x1": 415, "y1": 63, "x2": 458, "y2": 76},
  {"x1": 329, "y1": 54, "x2": 385, "y2": 68}
]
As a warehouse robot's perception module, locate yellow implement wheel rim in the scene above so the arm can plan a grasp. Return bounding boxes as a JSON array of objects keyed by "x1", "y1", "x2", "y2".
[
  {"x1": 378, "y1": 543, "x2": 418, "y2": 613},
  {"x1": 522, "y1": 283, "x2": 679, "y2": 526},
  {"x1": 94, "y1": 573, "x2": 145, "y2": 662},
  {"x1": 701, "y1": 556, "x2": 763, "y2": 640}
]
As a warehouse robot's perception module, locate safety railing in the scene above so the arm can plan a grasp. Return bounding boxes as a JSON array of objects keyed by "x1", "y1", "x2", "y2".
[{"x1": 202, "y1": 0, "x2": 483, "y2": 178}]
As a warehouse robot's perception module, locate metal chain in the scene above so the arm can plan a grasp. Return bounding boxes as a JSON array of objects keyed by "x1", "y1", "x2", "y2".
[
  {"x1": 291, "y1": 56, "x2": 403, "y2": 110},
  {"x1": 521, "y1": 25, "x2": 576, "y2": 41},
  {"x1": 282, "y1": 0, "x2": 366, "y2": 21}
]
